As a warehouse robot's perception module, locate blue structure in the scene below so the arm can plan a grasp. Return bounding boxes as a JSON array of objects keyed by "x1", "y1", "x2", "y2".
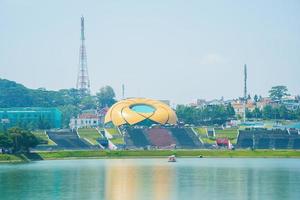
[{"x1": 0, "y1": 107, "x2": 62, "y2": 130}]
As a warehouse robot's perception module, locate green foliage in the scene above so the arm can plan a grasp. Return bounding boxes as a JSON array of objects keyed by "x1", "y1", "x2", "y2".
[
  {"x1": 176, "y1": 104, "x2": 235, "y2": 125},
  {"x1": 110, "y1": 137, "x2": 125, "y2": 145},
  {"x1": 248, "y1": 107, "x2": 262, "y2": 118},
  {"x1": 215, "y1": 128, "x2": 238, "y2": 140},
  {"x1": 0, "y1": 127, "x2": 40, "y2": 153},
  {"x1": 260, "y1": 105, "x2": 298, "y2": 120},
  {"x1": 80, "y1": 96, "x2": 97, "y2": 110},
  {"x1": 105, "y1": 128, "x2": 120, "y2": 136},
  {"x1": 0, "y1": 79, "x2": 73, "y2": 108},
  {"x1": 0, "y1": 154, "x2": 24, "y2": 162},
  {"x1": 96, "y1": 86, "x2": 116, "y2": 108},
  {"x1": 201, "y1": 137, "x2": 216, "y2": 144},
  {"x1": 194, "y1": 127, "x2": 207, "y2": 136},
  {"x1": 59, "y1": 105, "x2": 80, "y2": 128},
  {"x1": 78, "y1": 128, "x2": 102, "y2": 145},
  {"x1": 269, "y1": 85, "x2": 289, "y2": 101},
  {"x1": 0, "y1": 79, "x2": 109, "y2": 128},
  {"x1": 32, "y1": 131, "x2": 56, "y2": 145},
  {"x1": 0, "y1": 133, "x2": 13, "y2": 149}
]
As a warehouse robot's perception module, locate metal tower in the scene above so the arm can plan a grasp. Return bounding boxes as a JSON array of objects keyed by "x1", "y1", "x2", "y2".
[
  {"x1": 76, "y1": 16, "x2": 90, "y2": 95},
  {"x1": 243, "y1": 64, "x2": 247, "y2": 122}
]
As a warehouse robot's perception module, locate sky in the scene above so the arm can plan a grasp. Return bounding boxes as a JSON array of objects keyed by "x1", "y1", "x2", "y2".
[{"x1": 1, "y1": 0, "x2": 300, "y2": 104}]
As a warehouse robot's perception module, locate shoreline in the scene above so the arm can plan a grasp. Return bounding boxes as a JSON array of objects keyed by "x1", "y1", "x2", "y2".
[{"x1": 2, "y1": 149, "x2": 300, "y2": 163}]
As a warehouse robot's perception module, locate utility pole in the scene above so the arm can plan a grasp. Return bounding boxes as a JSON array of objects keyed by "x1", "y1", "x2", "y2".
[{"x1": 122, "y1": 84, "x2": 125, "y2": 99}]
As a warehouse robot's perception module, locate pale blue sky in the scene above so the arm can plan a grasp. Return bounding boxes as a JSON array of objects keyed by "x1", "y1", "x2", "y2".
[{"x1": 1, "y1": 0, "x2": 299, "y2": 104}]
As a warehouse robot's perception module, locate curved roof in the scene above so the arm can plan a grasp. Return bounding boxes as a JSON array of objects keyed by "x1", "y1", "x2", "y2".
[{"x1": 104, "y1": 98, "x2": 177, "y2": 126}]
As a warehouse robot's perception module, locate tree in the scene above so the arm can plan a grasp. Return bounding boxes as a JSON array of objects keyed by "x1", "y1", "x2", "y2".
[
  {"x1": 278, "y1": 105, "x2": 289, "y2": 119},
  {"x1": 176, "y1": 105, "x2": 196, "y2": 124},
  {"x1": 226, "y1": 103, "x2": 235, "y2": 118},
  {"x1": 269, "y1": 85, "x2": 289, "y2": 101},
  {"x1": 251, "y1": 107, "x2": 262, "y2": 118},
  {"x1": 0, "y1": 134, "x2": 13, "y2": 149},
  {"x1": 8, "y1": 127, "x2": 39, "y2": 153},
  {"x1": 80, "y1": 95, "x2": 97, "y2": 110},
  {"x1": 96, "y1": 86, "x2": 116, "y2": 108},
  {"x1": 245, "y1": 108, "x2": 252, "y2": 118},
  {"x1": 262, "y1": 105, "x2": 273, "y2": 119},
  {"x1": 59, "y1": 105, "x2": 80, "y2": 128},
  {"x1": 176, "y1": 104, "x2": 235, "y2": 125}
]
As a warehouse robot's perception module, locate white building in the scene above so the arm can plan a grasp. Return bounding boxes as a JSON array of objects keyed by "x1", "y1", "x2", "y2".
[{"x1": 69, "y1": 113, "x2": 99, "y2": 129}]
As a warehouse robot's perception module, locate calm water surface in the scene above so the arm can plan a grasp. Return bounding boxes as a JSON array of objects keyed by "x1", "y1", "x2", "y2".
[{"x1": 0, "y1": 158, "x2": 300, "y2": 200}]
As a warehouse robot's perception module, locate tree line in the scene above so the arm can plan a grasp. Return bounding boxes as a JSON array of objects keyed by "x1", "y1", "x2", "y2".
[
  {"x1": 0, "y1": 128, "x2": 41, "y2": 153},
  {"x1": 0, "y1": 78, "x2": 117, "y2": 128},
  {"x1": 176, "y1": 104, "x2": 235, "y2": 125}
]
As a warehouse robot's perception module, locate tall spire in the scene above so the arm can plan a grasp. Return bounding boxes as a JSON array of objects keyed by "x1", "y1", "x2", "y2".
[
  {"x1": 81, "y1": 16, "x2": 85, "y2": 40},
  {"x1": 244, "y1": 64, "x2": 247, "y2": 100},
  {"x1": 243, "y1": 64, "x2": 247, "y2": 122},
  {"x1": 76, "y1": 16, "x2": 90, "y2": 95}
]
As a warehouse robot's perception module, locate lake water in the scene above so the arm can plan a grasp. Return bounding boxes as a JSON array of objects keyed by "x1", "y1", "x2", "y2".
[{"x1": 0, "y1": 158, "x2": 300, "y2": 200}]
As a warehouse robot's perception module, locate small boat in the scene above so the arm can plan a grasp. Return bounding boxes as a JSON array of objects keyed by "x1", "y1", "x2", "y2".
[{"x1": 168, "y1": 155, "x2": 176, "y2": 162}]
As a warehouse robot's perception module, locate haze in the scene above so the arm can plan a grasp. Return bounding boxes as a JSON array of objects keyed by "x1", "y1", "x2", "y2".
[{"x1": 1, "y1": 0, "x2": 300, "y2": 104}]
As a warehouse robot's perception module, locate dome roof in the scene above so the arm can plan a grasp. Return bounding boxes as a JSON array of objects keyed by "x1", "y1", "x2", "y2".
[{"x1": 104, "y1": 98, "x2": 177, "y2": 126}]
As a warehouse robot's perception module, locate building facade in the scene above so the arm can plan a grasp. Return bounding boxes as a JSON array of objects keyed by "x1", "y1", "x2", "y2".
[
  {"x1": 69, "y1": 113, "x2": 99, "y2": 129},
  {"x1": 0, "y1": 107, "x2": 62, "y2": 130}
]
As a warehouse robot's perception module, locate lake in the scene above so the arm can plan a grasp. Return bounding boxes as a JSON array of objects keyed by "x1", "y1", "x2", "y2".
[{"x1": 0, "y1": 158, "x2": 300, "y2": 200}]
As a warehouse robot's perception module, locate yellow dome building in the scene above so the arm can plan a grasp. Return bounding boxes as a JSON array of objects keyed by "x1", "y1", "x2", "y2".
[{"x1": 104, "y1": 98, "x2": 177, "y2": 127}]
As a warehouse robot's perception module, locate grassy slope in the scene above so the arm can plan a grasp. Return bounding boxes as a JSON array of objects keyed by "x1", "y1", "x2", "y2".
[
  {"x1": 194, "y1": 127, "x2": 207, "y2": 136},
  {"x1": 194, "y1": 127, "x2": 215, "y2": 144},
  {"x1": 77, "y1": 128, "x2": 102, "y2": 145},
  {"x1": 110, "y1": 137, "x2": 125, "y2": 145},
  {"x1": 105, "y1": 128, "x2": 120, "y2": 136},
  {"x1": 215, "y1": 128, "x2": 238, "y2": 139},
  {"x1": 32, "y1": 131, "x2": 56, "y2": 145},
  {"x1": 194, "y1": 128, "x2": 239, "y2": 144},
  {"x1": 105, "y1": 128, "x2": 125, "y2": 145}
]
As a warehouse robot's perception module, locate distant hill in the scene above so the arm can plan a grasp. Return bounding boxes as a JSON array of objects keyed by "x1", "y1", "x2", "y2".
[{"x1": 0, "y1": 78, "x2": 79, "y2": 108}]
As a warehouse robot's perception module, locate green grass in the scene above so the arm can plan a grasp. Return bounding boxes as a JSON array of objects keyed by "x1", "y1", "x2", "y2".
[
  {"x1": 215, "y1": 128, "x2": 238, "y2": 140},
  {"x1": 105, "y1": 128, "x2": 120, "y2": 136},
  {"x1": 32, "y1": 131, "x2": 56, "y2": 145},
  {"x1": 110, "y1": 137, "x2": 125, "y2": 145},
  {"x1": 231, "y1": 139, "x2": 237, "y2": 144},
  {"x1": 201, "y1": 137, "x2": 216, "y2": 144},
  {"x1": 0, "y1": 154, "x2": 26, "y2": 163},
  {"x1": 194, "y1": 127, "x2": 207, "y2": 137},
  {"x1": 77, "y1": 128, "x2": 102, "y2": 145},
  {"x1": 2, "y1": 150, "x2": 300, "y2": 163},
  {"x1": 34, "y1": 150, "x2": 300, "y2": 159},
  {"x1": 195, "y1": 128, "x2": 238, "y2": 144}
]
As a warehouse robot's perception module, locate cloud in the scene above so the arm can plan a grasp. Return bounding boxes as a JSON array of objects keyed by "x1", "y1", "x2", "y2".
[{"x1": 199, "y1": 53, "x2": 225, "y2": 65}]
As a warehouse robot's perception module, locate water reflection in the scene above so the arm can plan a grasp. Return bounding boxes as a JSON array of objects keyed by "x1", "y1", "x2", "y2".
[
  {"x1": 0, "y1": 158, "x2": 300, "y2": 200},
  {"x1": 104, "y1": 160, "x2": 173, "y2": 200},
  {"x1": 105, "y1": 160, "x2": 138, "y2": 200}
]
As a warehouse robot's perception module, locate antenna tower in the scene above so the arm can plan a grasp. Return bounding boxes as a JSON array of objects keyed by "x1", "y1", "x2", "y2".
[
  {"x1": 76, "y1": 16, "x2": 90, "y2": 95},
  {"x1": 243, "y1": 64, "x2": 247, "y2": 122}
]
